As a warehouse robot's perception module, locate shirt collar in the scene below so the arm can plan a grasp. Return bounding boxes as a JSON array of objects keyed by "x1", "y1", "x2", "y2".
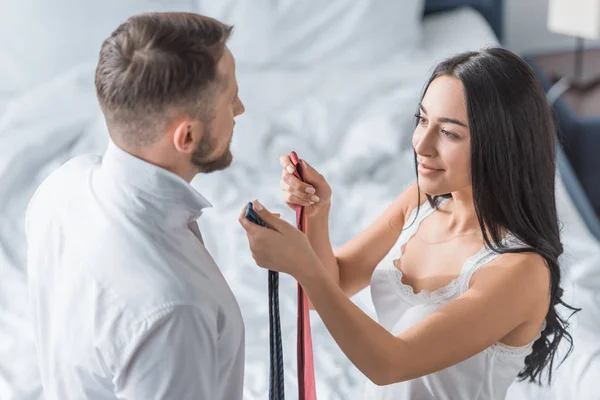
[{"x1": 100, "y1": 140, "x2": 212, "y2": 223}]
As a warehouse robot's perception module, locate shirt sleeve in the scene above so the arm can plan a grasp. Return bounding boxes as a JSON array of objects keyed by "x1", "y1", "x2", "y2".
[{"x1": 115, "y1": 304, "x2": 219, "y2": 400}]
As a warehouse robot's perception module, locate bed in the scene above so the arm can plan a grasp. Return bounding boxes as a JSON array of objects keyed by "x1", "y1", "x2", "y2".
[{"x1": 1, "y1": 1, "x2": 598, "y2": 399}]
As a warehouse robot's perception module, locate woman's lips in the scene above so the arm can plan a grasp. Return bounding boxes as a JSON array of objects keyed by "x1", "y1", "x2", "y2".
[{"x1": 418, "y1": 163, "x2": 444, "y2": 175}]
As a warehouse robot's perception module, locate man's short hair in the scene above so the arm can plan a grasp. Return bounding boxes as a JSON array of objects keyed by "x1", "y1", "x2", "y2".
[{"x1": 95, "y1": 12, "x2": 232, "y2": 147}]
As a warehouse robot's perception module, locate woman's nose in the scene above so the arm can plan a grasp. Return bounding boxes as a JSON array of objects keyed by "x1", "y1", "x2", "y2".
[{"x1": 413, "y1": 128, "x2": 436, "y2": 157}]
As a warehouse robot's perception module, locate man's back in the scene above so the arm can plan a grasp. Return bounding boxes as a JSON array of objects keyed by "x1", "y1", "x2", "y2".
[{"x1": 26, "y1": 143, "x2": 245, "y2": 399}]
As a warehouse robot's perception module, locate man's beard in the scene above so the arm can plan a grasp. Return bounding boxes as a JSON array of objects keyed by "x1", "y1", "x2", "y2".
[{"x1": 190, "y1": 125, "x2": 233, "y2": 174}]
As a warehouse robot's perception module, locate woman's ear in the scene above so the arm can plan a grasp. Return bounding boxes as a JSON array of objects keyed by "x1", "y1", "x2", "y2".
[{"x1": 172, "y1": 119, "x2": 203, "y2": 154}]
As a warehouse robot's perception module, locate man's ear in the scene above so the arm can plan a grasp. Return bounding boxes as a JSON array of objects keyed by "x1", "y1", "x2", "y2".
[{"x1": 172, "y1": 119, "x2": 203, "y2": 154}]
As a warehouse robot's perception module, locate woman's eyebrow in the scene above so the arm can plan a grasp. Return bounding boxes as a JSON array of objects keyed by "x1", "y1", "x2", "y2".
[{"x1": 419, "y1": 103, "x2": 468, "y2": 127}]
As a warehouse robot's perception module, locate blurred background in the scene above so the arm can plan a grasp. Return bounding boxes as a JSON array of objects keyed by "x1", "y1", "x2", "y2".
[{"x1": 1, "y1": 1, "x2": 599, "y2": 399}]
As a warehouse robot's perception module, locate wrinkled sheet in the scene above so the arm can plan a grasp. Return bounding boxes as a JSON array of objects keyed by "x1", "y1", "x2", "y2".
[{"x1": 1, "y1": 7, "x2": 598, "y2": 400}]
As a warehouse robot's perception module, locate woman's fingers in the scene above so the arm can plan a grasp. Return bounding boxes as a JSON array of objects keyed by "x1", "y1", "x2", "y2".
[
  {"x1": 280, "y1": 178, "x2": 318, "y2": 205},
  {"x1": 282, "y1": 190, "x2": 313, "y2": 206},
  {"x1": 283, "y1": 173, "x2": 318, "y2": 199},
  {"x1": 279, "y1": 155, "x2": 294, "y2": 172}
]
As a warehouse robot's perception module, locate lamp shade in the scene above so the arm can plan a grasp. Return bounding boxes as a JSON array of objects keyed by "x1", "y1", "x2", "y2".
[{"x1": 548, "y1": 0, "x2": 600, "y2": 39}]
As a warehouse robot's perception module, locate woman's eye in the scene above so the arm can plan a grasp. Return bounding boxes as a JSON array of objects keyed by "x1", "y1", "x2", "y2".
[{"x1": 442, "y1": 129, "x2": 458, "y2": 139}]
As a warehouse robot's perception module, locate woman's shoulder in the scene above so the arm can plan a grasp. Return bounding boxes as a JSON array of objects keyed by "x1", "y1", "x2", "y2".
[
  {"x1": 473, "y1": 249, "x2": 550, "y2": 313},
  {"x1": 494, "y1": 250, "x2": 549, "y2": 283},
  {"x1": 393, "y1": 181, "x2": 428, "y2": 224}
]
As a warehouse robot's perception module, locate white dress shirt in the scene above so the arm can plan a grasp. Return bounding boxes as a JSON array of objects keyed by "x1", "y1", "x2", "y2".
[{"x1": 25, "y1": 141, "x2": 245, "y2": 400}]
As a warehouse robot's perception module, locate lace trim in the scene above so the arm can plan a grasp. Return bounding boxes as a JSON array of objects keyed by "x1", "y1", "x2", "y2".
[
  {"x1": 391, "y1": 198, "x2": 448, "y2": 253},
  {"x1": 397, "y1": 200, "x2": 438, "y2": 243},
  {"x1": 487, "y1": 343, "x2": 533, "y2": 358},
  {"x1": 385, "y1": 200, "x2": 545, "y2": 355},
  {"x1": 388, "y1": 244, "x2": 489, "y2": 305},
  {"x1": 458, "y1": 234, "x2": 531, "y2": 295},
  {"x1": 458, "y1": 249, "x2": 501, "y2": 294},
  {"x1": 485, "y1": 320, "x2": 547, "y2": 358},
  {"x1": 386, "y1": 197, "x2": 489, "y2": 305},
  {"x1": 386, "y1": 199, "x2": 532, "y2": 305}
]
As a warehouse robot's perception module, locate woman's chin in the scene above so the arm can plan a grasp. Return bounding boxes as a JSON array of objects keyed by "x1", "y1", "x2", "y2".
[
  {"x1": 419, "y1": 184, "x2": 448, "y2": 196},
  {"x1": 418, "y1": 181, "x2": 451, "y2": 197}
]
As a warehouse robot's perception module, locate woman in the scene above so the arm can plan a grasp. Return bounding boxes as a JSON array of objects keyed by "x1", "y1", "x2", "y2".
[{"x1": 239, "y1": 48, "x2": 579, "y2": 399}]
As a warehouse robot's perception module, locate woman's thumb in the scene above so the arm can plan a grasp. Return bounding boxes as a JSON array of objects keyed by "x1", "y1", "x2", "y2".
[{"x1": 301, "y1": 160, "x2": 320, "y2": 180}]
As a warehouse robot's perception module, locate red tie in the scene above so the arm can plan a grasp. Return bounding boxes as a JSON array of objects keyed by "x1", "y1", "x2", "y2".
[{"x1": 290, "y1": 151, "x2": 317, "y2": 400}]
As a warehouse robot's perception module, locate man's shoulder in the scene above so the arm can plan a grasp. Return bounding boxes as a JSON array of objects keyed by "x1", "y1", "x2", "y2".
[
  {"x1": 26, "y1": 154, "x2": 101, "y2": 224},
  {"x1": 45, "y1": 153, "x2": 102, "y2": 191},
  {"x1": 27, "y1": 155, "x2": 100, "y2": 205}
]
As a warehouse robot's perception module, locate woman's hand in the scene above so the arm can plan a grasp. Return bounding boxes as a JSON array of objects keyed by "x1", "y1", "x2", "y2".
[
  {"x1": 239, "y1": 200, "x2": 322, "y2": 279},
  {"x1": 279, "y1": 156, "x2": 331, "y2": 217}
]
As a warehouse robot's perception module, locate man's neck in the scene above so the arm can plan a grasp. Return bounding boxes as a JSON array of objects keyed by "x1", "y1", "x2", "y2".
[{"x1": 120, "y1": 142, "x2": 196, "y2": 183}]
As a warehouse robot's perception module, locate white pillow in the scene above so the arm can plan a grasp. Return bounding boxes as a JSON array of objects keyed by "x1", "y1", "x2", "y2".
[
  {"x1": 197, "y1": 0, "x2": 425, "y2": 67},
  {"x1": 0, "y1": 0, "x2": 425, "y2": 99},
  {"x1": 0, "y1": 0, "x2": 199, "y2": 100}
]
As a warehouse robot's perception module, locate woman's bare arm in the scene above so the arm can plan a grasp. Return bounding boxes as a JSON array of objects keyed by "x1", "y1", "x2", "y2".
[{"x1": 296, "y1": 251, "x2": 550, "y2": 385}]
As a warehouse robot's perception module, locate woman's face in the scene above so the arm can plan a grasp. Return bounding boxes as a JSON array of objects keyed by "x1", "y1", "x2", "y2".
[{"x1": 412, "y1": 75, "x2": 471, "y2": 196}]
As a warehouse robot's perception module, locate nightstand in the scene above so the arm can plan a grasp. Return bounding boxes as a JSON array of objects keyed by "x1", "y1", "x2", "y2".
[{"x1": 525, "y1": 50, "x2": 600, "y2": 238}]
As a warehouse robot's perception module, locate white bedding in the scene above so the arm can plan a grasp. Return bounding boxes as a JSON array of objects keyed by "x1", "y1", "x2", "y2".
[{"x1": 1, "y1": 6, "x2": 598, "y2": 400}]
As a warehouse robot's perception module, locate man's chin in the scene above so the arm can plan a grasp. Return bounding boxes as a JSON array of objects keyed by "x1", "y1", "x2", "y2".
[{"x1": 195, "y1": 151, "x2": 233, "y2": 174}]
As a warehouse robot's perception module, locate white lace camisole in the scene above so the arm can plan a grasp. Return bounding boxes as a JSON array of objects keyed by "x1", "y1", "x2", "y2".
[{"x1": 364, "y1": 198, "x2": 545, "y2": 400}]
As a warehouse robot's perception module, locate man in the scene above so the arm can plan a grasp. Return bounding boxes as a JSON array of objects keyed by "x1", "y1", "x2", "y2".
[{"x1": 26, "y1": 12, "x2": 245, "y2": 399}]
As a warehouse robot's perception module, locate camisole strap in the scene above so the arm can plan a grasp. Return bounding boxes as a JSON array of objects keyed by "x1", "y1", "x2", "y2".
[
  {"x1": 397, "y1": 197, "x2": 450, "y2": 249},
  {"x1": 458, "y1": 233, "x2": 530, "y2": 295}
]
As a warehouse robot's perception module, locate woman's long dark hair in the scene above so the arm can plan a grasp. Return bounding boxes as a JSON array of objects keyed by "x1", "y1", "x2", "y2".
[{"x1": 412, "y1": 48, "x2": 579, "y2": 385}]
